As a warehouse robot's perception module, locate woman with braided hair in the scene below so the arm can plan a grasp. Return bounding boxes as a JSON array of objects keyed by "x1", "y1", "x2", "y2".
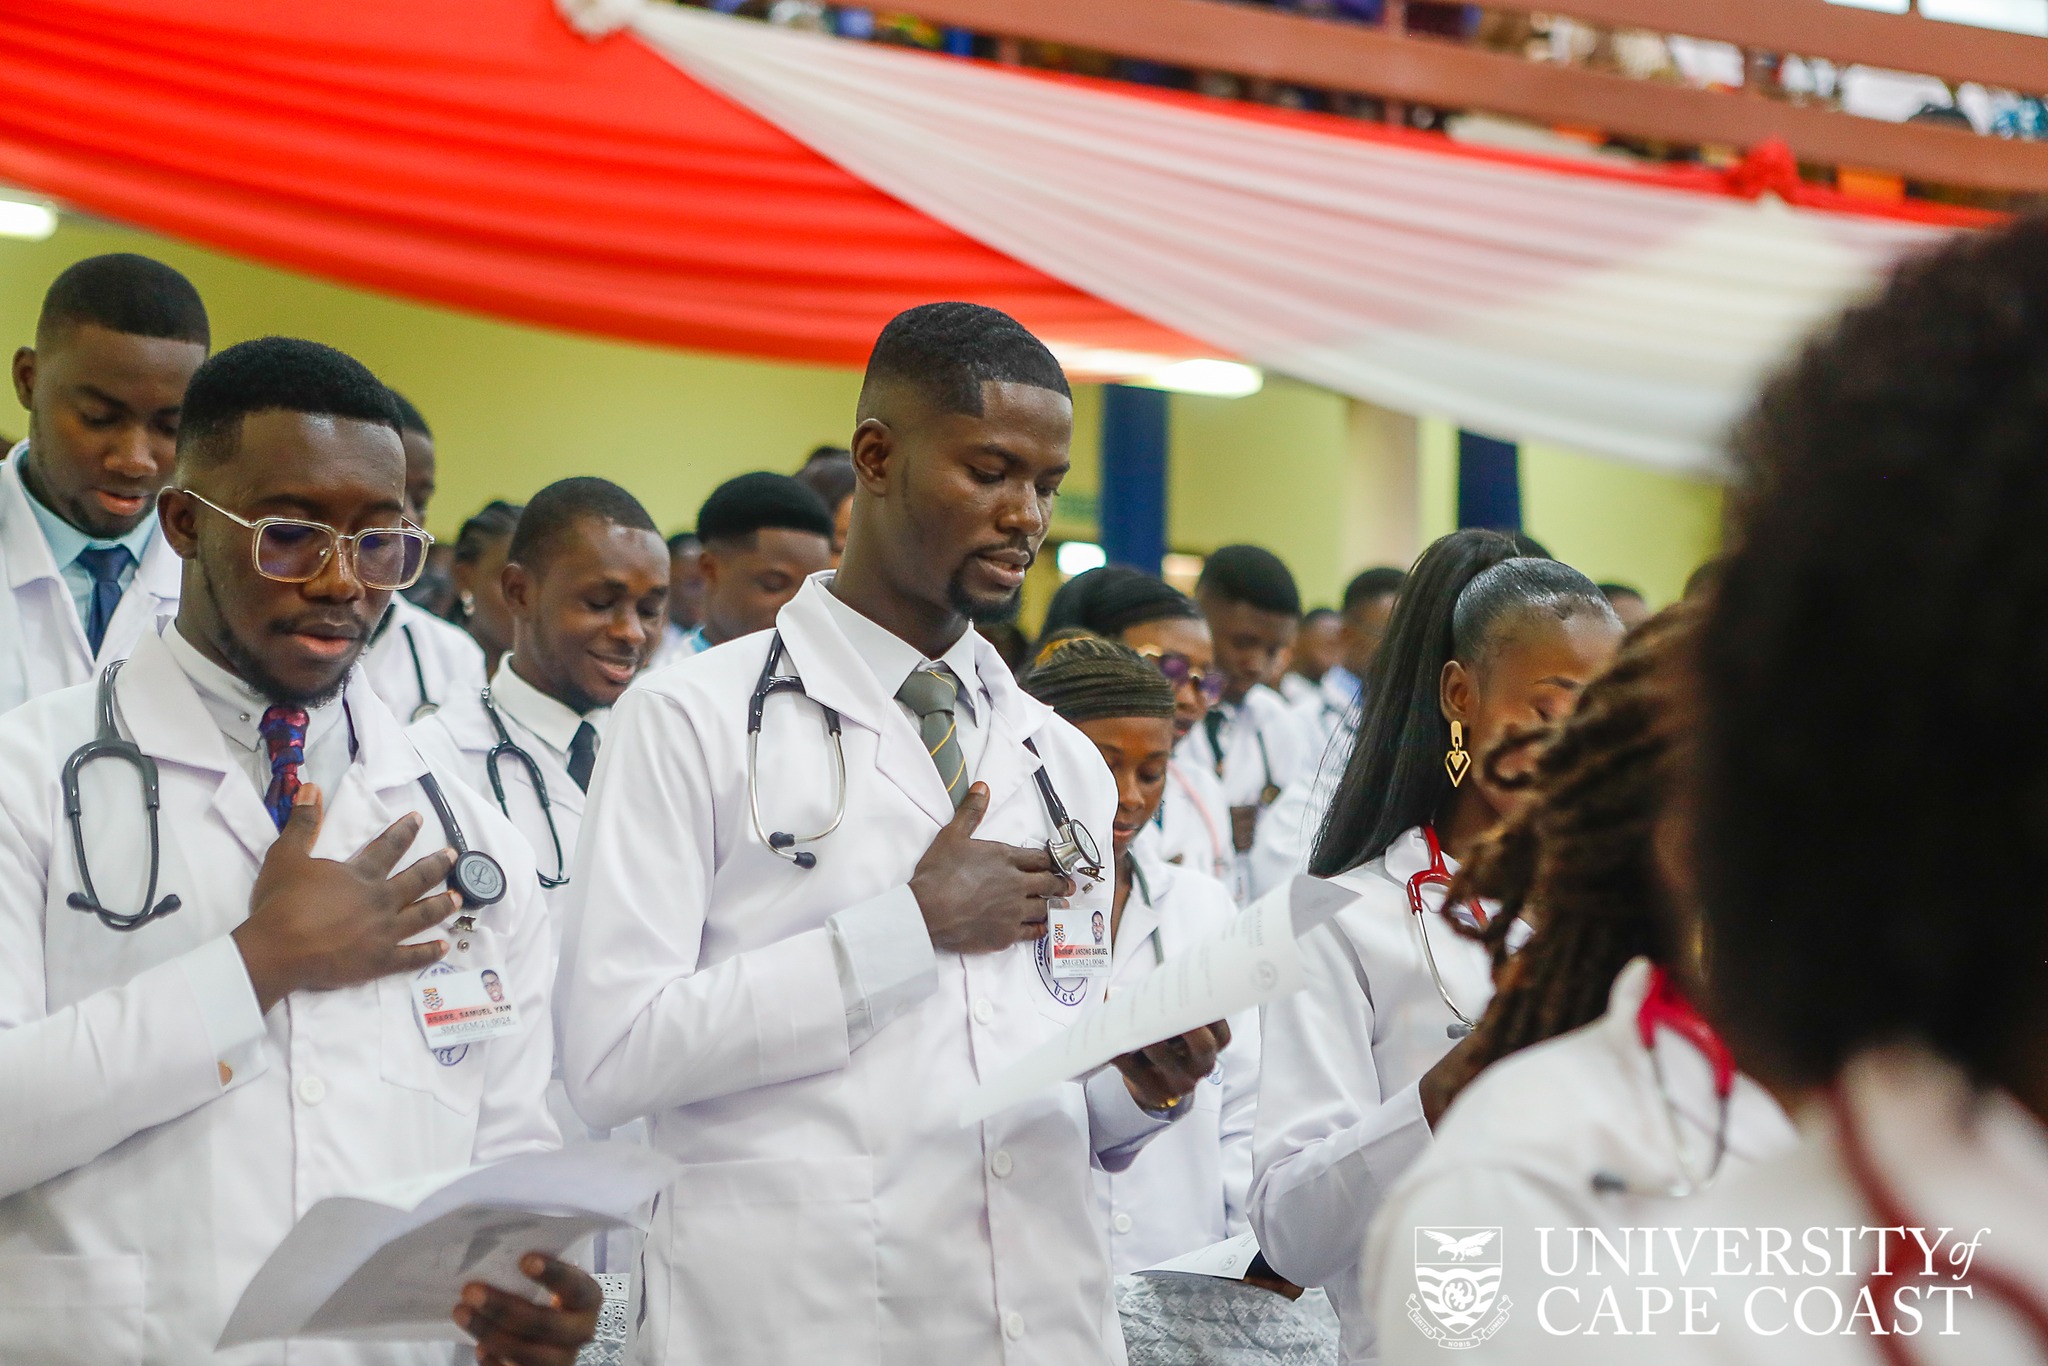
[
  {"x1": 1249, "y1": 529, "x2": 1624, "y2": 1365},
  {"x1": 1020, "y1": 629, "x2": 1259, "y2": 1275},
  {"x1": 1358, "y1": 607, "x2": 1794, "y2": 1364}
]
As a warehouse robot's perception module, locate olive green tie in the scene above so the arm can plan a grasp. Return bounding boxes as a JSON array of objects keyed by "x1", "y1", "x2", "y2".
[{"x1": 897, "y1": 665, "x2": 968, "y2": 808}]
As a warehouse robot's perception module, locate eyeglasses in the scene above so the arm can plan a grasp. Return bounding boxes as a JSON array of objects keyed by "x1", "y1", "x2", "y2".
[
  {"x1": 181, "y1": 490, "x2": 432, "y2": 591},
  {"x1": 1138, "y1": 648, "x2": 1226, "y2": 705}
]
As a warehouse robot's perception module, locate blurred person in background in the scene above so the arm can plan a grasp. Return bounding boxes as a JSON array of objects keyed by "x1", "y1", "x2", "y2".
[
  {"x1": 1, "y1": 253, "x2": 208, "y2": 715},
  {"x1": 1250, "y1": 531, "x2": 1622, "y2": 1364},
  {"x1": 1597, "y1": 580, "x2": 1650, "y2": 630},
  {"x1": 795, "y1": 443, "x2": 857, "y2": 566},
  {"x1": 1042, "y1": 564, "x2": 1234, "y2": 886},
  {"x1": 1281, "y1": 606, "x2": 1342, "y2": 710},
  {"x1": 673, "y1": 471, "x2": 834, "y2": 658},
  {"x1": 649, "y1": 530, "x2": 707, "y2": 672},
  {"x1": 448, "y1": 498, "x2": 522, "y2": 677}
]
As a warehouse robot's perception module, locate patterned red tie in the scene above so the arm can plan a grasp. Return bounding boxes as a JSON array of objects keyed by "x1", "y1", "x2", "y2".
[{"x1": 259, "y1": 705, "x2": 309, "y2": 830}]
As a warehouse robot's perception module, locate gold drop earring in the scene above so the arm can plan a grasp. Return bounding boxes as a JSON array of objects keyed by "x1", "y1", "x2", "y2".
[{"x1": 1444, "y1": 720, "x2": 1471, "y2": 788}]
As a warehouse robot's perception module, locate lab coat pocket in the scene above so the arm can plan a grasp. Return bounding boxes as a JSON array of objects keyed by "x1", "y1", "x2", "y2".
[
  {"x1": 0, "y1": 1253, "x2": 145, "y2": 1365},
  {"x1": 377, "y1": 972, "x2": 488, "y2": 1118},
  {"x1": 660, "y1": 1155, "x2": 878, "y2": 1363}
]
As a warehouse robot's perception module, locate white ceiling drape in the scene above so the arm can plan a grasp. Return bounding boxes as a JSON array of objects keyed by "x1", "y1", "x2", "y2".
[{"x1": 587, "y1": 1, "x2": 1957, "y2": 475}]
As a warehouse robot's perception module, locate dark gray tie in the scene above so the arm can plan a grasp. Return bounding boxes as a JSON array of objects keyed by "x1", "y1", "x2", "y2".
[
  {"x1": 567, "y1": 721, "x2": 599, "y2": 793},
  {"x1": 896, "y1": 665, "x2": 967, "y2": 808}
]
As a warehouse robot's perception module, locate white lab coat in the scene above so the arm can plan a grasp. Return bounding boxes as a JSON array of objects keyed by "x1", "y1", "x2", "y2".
[
  {"x1": 1147, "y1": 756, "x2": 1233, "y2": 885},
  {"x1": 1178, "y1": 684, "x2": 1310, "y2": 902},
  {"x1": 1619, "y1": 1045, "x2": 2048, "y2": 1366},
  {"x1": 1291, "y1": 671, "x2": 1357, "y2": 767},
  {"x1": 1250, "y1": 826, "x2": 1496, "y2": 1365},
  {"x1": 1362, "y1": 959, "x2": 1797, "y2": 1365},
  {"x1": 0, "y1": 631, "x2": 559, "y2": 1366},
  {"x1": 1096, "y1": 846, "x2": 1261, "y2": 1275},
  {"x1": 0, "y1": 452, "x2": 181, "y2": 716},
  {"x1": 361, "y1": 595, "x2": 488, "y2": 731},
  {"x1": 1247, "y1": 719, "x2": 1354, "y2": 903},
  {"x1": 557, "y1": 577, "x2": 1170, "y2": 1366}
]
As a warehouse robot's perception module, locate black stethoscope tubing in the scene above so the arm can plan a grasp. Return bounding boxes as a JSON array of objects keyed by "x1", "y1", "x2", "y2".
[
  {"x1": 479, "y1": 686, "x2": 569, "y2": 888},
  {"x1": 67, "y1": 662, "x2": 505, "y2": 931}
]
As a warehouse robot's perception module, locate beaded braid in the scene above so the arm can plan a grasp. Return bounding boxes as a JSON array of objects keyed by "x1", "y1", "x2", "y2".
[
  {"x1": 1447, "y1": 605, "x2": 1698, "y2": 1072},
  {"x1": 1021, "y1": 629, "x2": 1177, "y2": 725}
]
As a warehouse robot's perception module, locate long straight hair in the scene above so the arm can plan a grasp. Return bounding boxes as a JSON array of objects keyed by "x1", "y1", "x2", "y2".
[{"x1": 1310, "y1": 530, "x2": 1518, "y2": 877}]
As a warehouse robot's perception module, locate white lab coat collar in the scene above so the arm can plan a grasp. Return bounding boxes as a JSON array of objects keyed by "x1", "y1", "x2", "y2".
[
  {"x1": 775, "y1": 574, "x2": 1053, "y2": 826},
  {"x1": 1823, "y1": 1044, "x2": 2048, "y2": 1294},
  {"x1": 159, "y1": 622, "x2": 347, "y2": 765},
  {"x1": 491, "y1": 655, "x2": 600, "y2": 759},
  {"x1": 0, "y1": 450, "x2": 181, "y2": 603}
]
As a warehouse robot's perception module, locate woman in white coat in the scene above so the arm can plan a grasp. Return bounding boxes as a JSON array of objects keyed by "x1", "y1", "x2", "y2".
[
  {"x1": 1040, "y1": 565, "x2": 1234, "y2": 886},
  {"x1": 1654, "y1": 220, "x2": 2048, "y2": 1364},
  {"x1": 1249, "y1": 530, "x2": 1624, "y2": 1364},
  {"x1": 1021, "y1": 631, "x2": 1261, "y2": 1274},
  {"x1": 1364, "y1": 607, "x2": 1796, "y2": 1363}
]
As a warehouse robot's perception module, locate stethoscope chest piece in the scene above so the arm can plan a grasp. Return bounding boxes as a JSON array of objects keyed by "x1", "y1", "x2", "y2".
[{"x1": 452, "y1": 848, "x2": 507, "y2": 907}]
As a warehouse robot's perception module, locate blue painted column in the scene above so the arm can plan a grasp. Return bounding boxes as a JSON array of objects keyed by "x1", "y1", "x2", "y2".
[
  {"x1": 1099, "y1": 384, "x2": 1170, "y2": 576},
  {"x1": 1456, "y1": 429, "x2": 1523, "y2": 533}
]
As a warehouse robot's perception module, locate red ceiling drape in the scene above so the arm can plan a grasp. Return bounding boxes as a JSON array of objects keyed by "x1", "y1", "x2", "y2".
[{"x1": 0, "y1": 0, "x2": 1208, "y2": 365}]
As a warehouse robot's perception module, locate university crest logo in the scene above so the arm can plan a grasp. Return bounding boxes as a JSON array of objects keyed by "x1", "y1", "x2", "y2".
[{"x1": 1408, "y1": 1226, "x2": 1511, "y2": 1349}]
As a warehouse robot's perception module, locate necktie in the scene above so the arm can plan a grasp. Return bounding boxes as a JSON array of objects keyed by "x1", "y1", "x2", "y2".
[
  {"x1": 259, "y1": 705, "x2": 310, "y2": 831},
  {"x1": 896, "y1": 665, "x2": 968, "y2": 808},
  {"x1": 567, "y1": 721, "x2": 599, "y2": 793},
  {"x1": 1203, "y1": 708, "x2": 1229, "y2": 778},
  {"x1": 76, "y1": 545, "x2": 134, "y2": 657}
]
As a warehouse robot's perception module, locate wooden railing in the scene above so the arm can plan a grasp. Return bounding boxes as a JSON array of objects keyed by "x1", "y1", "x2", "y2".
[{"x1": 884, "y1": 0, "x2": 2048, "y2": 193}]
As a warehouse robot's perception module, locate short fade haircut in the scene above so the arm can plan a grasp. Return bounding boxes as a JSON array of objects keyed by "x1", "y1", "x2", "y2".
[
  {"x1": 1597, "y1": 581, "x2": 1645, "y2": 603},
  {"x1": 509, "y1": 477, "x2": 660, "y2": 577},
  {"x1": 1342, "y1": 566, "x2": 1406, "y2": 613},
  {"x1": 176, "y1": 337, "x2": 398, "y2": 471},
  {"x1": 793, "y1": 448, "x2": 857, "y2": 510},
  {"x1": 1302, "y1": 606, "x2": 1339, "y2": 626},
  {"x1": 1197, "y1": 544, "x2": 1301, "y2": 617},
  {"x1": 697, "y1": 472, "x2": 834, "y2": 548},
  {"x1": 388, "y1": 389, "x2": 431, "y2": 438},
  {"x1": 38, "y1": 253, "x2": 209, "y2": 348},
  {"x1": 857, "y1": 302, "x2": 1071, "y2": 419},
  {"x1": 667, "y1": 530, "x2": 701, "y2": 556}
]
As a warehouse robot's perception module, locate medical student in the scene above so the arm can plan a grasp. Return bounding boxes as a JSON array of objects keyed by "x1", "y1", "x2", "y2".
[
  {"x1": 1042, "y1": 565, "x2": 1233, "y2": 885},
  {"x1": 0, "y1": 337, "x2": 599, "y2": 1365},
  {"x1": 1655, "y1": 220, "x2": 2048, "y2": 1365},
  {"x1": 449, "y1": 498, "x2": 522, "y2": 676},
  {"x1": 1, "y1": 253, "x2": 208, "y2": 715},
  {"x1": 648, "y1": 531, "x2": 705, "y2": 671},
  {"x1": 793, "y1": 443, "x2": 857, "y2": 566},
  {"x1": 1362, "y1": 607, "x2": 1794, "y2": 1363},
  {"x1": 1251, "y1": 566, "x2": 1409, "y2": 902},
  {"x1": 1020, "y1": 631, "x2": 1261, "y2": 1274},
  {"x1": 1185, "y1": 545, "x2": 1311, "y2": 889},
  {"x1": 1249, "y1": 531, "x2": 1623, "y2": 1365},
  {"x1": 1280, "y1": 606, "x2": 1340, "y2": 710},
  {"x1": 661, "y1": 470, "x2": 834, "y2": 660},
  {"x1": 557, "y1": 302, "x2": 1229, "y2": 1366},
  {"x1": 360, "y1": 390, "x2": 489, "y2": 725}
]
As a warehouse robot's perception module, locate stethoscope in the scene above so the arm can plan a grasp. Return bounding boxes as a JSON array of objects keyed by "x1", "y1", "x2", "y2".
[
  {"x1": 371, "y1": 604, "x2": 438, "y2": 721},
  {"x1": 479, "y1": 686, "x2": 568, "y2": 888},
  {"x1": 66, "y1": 661, "x2": 506, "y2": 932},
  {"x1": 747, "y1": 632, "x2": 1103, "y2": 882},
  {"x1": 1406, "y1": 823, "x2": 1489, "y2": 1039},
  {"x1": 1591, "y1": 966, "x2": 1734, "y2": 1199}
]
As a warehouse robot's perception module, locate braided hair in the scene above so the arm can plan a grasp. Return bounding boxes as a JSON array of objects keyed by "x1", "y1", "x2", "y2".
[
  {"x1": 1040, "y1": 565, "x2": 1200, "y2": 641},
  {"x1": 1447, "y1": 605, "x2": 1697, "y2": 1071},
  {"x1": 1021, "y1": 630, "x2": 1177, "y2": 725}
]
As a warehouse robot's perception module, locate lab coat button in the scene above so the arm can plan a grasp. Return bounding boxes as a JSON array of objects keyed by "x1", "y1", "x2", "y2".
[
  {"x1": 990, "y1": 1149, "x2": 1014, "y2": 1179},
  {"x1": 1004, "y1": 1311, "x2": 1025, "y2": 1341},
  {"x1": 972, "y1": 998, "x2": 994, "y2": 1025},
  {"x1": 296, "y1": 1075, "x2": 326, "y2": 1105},
  {"x1": 1112, "y1": 1213, "x2": 1133, "y2": 1234}
]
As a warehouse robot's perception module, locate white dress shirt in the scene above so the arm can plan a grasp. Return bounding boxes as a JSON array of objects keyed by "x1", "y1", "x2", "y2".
[
  {"x1": 0, "y1": 629, "x2": 558, "y2": 1366},
  {"x1": 1177, "y1": 684, "x2": 1310, "y2": 902},
  {"x1": 163, "y1": 624, "x2": 353, "y2": 801},
  {"x1": 1250, "y1": 827, "x2": 1497, "y2": 1365}
]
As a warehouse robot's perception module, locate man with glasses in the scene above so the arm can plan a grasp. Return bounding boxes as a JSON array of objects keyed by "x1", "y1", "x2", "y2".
[
  {"x1": 0, "y1": 337, "x2": 601, "y2": 1365},
  {"x1": 0, "y1": 253, "x2": 209, "y2": 715}
]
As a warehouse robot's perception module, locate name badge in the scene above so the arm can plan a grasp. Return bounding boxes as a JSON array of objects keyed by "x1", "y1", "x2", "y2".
[
  {"x1": 1045, "y1": 899, "x2": 1110, "y2": 979},
  {"x1": 411, "y1": 959, "x2": 521, "y2": 1050}
]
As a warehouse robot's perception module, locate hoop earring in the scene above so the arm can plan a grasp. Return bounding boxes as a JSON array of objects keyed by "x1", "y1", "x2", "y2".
[{"x1": 1444, "y1": 720, "x2": 1471, "y2": 788}]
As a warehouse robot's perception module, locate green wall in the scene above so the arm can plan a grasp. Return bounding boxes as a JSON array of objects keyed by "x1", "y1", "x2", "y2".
[{"x1": 0, "y1": 219, "x2": 1720, "y2": 609}]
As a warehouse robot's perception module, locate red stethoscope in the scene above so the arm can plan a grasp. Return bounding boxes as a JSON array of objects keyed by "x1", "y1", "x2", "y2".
[
  {"x1": 1406, "y1": 824, "x2": 1490, "y2": 1037},
  {"x1": 1634, "y1": 966, "x2": 1735, "y2": 1198},
  {"x1": 1834, "y1": 1084, "x2": 2048, "y2": 1366}
]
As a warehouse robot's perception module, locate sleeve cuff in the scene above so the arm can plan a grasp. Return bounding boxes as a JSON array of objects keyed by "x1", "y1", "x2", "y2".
[
  {"x1": 1086, "y1": 1066, "x2": 1177, "y2": 1170},
  {"x1": 828, "y1": 885, "x2": 938, "y2": 1050},
  {"x1": 176, "y1": 935, "x2": 268, "y2": 1090}
]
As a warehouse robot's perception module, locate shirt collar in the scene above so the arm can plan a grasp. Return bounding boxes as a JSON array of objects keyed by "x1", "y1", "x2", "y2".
[
  {"x1": 162, "y1": 621, "x2": 347, "y2": 758},
  {"x1": 813, "y1": 579, "x2": 983, "y2": 721},
  {"x1": 16, "y1": 444, "x2": 157, "y2": 570},
  {"x1": 490, "y1": 656, "x2": 601, "y2": 757}
]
